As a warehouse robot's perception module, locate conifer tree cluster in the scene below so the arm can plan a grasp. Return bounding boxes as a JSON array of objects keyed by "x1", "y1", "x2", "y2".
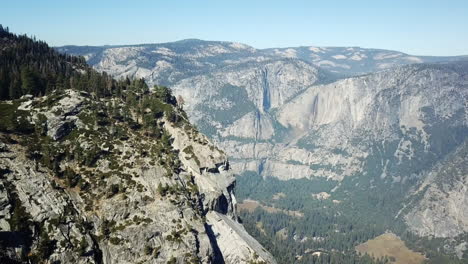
[
  {"x1": 0, "y1": 24, "x2": 190, "y2": 143},
  {"x1": 0, "y1": 24, "x2": 177, "y2": 103}
]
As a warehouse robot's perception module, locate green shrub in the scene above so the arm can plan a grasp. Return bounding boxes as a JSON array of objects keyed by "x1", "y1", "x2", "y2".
[
  {"x1": 0, "y1": 102, "x2": 34, "y2": 134},
  {"x1": 109, "y1": 236, "x2": 122, "y2": 245}
]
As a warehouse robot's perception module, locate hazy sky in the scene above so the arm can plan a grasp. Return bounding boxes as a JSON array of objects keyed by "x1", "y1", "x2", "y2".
[{"x1": 3, "y1": 0, "x2": 468, "y2": 56}]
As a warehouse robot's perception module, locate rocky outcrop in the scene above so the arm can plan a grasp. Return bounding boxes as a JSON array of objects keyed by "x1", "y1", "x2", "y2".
[
  {"x1": 0, "y1": 90, "x2": 276, "y2": 263},
  {"x1": 0, "y1": 143, "x2": 98, "y2": 264},
  {"x1": 206, "y1": 211, "x2": 277, "y2": 264},
  {"x1": 0, "y1": 178, "x2": 10, "y2": 231}
]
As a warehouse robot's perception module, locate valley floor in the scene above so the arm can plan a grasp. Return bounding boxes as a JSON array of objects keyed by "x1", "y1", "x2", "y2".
[{"x1": 355, "y1": 233, "x2": 426, "y2": 264}]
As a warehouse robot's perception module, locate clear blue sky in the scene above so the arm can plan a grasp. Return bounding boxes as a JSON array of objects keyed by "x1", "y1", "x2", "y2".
[{"x1": 3, "y1": 0, "x2": 468, "y2": 56}]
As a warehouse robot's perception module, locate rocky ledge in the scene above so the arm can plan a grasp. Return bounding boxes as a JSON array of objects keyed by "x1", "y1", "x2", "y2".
[{"x1": 0, "y1": 90, "x2": 276, "y2": 264}]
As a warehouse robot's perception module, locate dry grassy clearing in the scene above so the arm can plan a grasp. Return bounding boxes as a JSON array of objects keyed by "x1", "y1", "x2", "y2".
[
  {"x1": 237, "y1": 199, "x2": 260, "y2": 212},
  {"x1": 276, "y1": 227, "x2": 288, "y2": 240},
  {"x1": 355, "y1": 233, "x2": 426, "y2": 264},
  {"x1": 256, "y1": 221, "x2": 267, "y2": 235}
]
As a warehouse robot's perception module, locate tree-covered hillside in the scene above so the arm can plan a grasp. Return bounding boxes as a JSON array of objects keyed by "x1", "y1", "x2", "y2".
[
  {"x1": 0, "y1": 24, "x2": 162, "y2": 102},
  {"x1": 0, "y1": 24, "x2": 187, "y2": 130}
]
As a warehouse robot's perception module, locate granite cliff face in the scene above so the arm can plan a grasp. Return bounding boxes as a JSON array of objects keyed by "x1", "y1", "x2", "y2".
[
  {"x1": 272, "y1": 63, "x2": 468, "y2": 179},
  {"x1": 0, "y1": 90, "x2": 276, "y2": 264},
  {"x1": 171, "y1": 62, "x2": 467, "y2": 185},
  {"x1": 403, "y1": 141, "x2": 468, "y2": 239}
]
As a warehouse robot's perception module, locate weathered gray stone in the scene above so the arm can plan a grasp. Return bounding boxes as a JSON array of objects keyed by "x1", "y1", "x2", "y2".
[{"x1": 0, "y1": 89, "x2": 276, "y2": 263}]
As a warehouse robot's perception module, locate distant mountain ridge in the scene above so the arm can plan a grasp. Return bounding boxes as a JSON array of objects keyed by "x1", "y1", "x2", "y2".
[{"x1": 57, "y1": 39, "x2": 468, "y2": 81}]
